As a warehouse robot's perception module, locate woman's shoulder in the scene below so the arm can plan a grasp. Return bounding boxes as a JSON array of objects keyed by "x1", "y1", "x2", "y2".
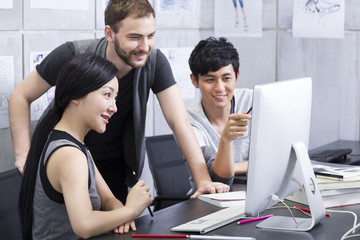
[
  {"x1": 49, "y1": 144, "x2": 87, "y2": 170},
  {"x1": 47, "y1": 131, "x2": 88, "y2": 171}
]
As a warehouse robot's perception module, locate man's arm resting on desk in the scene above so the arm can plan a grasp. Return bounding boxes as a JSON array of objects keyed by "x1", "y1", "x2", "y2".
[
  {"x1": 156, "y1": 85, "x2": 230, "y2": 198},
  {"x1": 235, "y1": 161, "x2": 248, "y2": 175},
  {"x1": 9, "y1": 70, "x2": 52, "y2": 174}
]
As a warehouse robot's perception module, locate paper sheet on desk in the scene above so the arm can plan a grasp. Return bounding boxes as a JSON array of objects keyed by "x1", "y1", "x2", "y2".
[{"x1": 199, "y1": 191, "x2": 246, "y2": 208}]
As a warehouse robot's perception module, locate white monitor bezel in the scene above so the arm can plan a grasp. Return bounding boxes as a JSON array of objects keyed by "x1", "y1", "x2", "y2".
[{"x1": 245, "y1": 78, "x2": 325, "y2": 230}]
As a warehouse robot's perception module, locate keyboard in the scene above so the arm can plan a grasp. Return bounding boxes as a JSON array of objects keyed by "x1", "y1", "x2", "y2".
[{"x1": 171, "y1": 205, "x2": 246, "y2": 234}]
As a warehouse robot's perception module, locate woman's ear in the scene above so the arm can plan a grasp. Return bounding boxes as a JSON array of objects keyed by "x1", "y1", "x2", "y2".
[{"x1": 190, "y1": 74, "x2": 199, "y2": 88}]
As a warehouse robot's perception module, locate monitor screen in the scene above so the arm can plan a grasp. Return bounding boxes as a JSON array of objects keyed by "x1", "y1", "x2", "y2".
[{"x1": 245, "y1": 78, "x2": 313, "y2": 217}]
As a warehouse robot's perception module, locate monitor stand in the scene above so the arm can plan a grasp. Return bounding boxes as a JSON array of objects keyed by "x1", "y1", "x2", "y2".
[{"x1": 256, "y1": 141, "x2": 326, "y2": 231}]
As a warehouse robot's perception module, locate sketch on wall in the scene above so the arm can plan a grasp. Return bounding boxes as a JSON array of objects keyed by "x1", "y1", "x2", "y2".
[
  {"x1": 0, "y1": 56, "x2": 14, "y2": 128},
  {"x1": 161, "y1": 48, "x2": 195, "y2": 100},
  {"x1": 293, "y1": 0, "x2": 344, "y2": 38},
  {"x1": 157, "y1": 0, "x2": 195, "y2": 13},
  {"x1": 29, "y1": 52, "x2": 55, "y2": 121},
  {"x1": 214, "y1": 0, "x2": 262, "y2": 37}
]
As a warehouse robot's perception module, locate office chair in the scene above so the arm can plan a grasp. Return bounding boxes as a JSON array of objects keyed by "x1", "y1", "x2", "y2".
[
  {"x1": 0, "y1": 168, "x2": 22, "y2": 240},
  {"x1": 145, "y1": 134, "x2": 194, "y2": 211}
]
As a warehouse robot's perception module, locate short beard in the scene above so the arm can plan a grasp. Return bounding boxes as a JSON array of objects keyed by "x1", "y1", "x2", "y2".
[{"x1": 114, "y1": 36, "x2": 151, "y2": 68}]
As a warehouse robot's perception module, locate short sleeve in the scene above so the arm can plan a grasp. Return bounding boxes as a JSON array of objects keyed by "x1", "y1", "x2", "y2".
[
  {"x1": 36, "y1": 42, "x2": 75, "y2": 86},
  {"x1": 151, "y1": 49, "x2": 176, "y2": 94},
  {"x1": 208, "y1": 164, "x2": 234, "y2": 186}
]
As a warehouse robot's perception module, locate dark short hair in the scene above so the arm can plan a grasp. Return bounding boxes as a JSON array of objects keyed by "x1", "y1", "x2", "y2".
[
  {"x1": 105, "y1": 0, "x2": 155, "y2": 33},
  {"x1": 188, "y1": 37, "x2": 240, "y2": 82}
]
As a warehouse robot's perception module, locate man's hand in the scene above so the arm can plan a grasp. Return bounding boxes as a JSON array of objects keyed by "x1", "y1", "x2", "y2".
[
  {"x1": 190, "y1": 181, "x2": 230, "y2": 199},
  {"x1": 222, "y1": 113, "x2": 251, "y2": 142}
]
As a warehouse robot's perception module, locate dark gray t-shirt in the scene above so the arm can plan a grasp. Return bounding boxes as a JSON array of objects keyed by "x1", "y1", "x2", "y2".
[{"x1": 36, "y1": 38, "x2": 176, "y2": 187}]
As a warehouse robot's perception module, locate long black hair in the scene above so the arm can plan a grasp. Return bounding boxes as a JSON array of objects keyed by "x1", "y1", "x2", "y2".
[{"x1": 19, "y1": 53, "x2": 118, "y2": 240}]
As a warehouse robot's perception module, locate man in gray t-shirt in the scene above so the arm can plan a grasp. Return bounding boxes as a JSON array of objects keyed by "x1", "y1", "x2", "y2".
[{"x1": 187, "y1": 37, "x2": 252, "y2": 186}]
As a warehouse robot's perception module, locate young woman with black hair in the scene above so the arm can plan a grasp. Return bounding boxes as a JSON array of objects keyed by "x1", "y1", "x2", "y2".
[{"x1": 19, "y1": 53, "x2": 152, "y2": 240}]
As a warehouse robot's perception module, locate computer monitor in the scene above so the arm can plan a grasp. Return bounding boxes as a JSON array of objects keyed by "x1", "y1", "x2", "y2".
[{"x1": 245, "y1": 78, "x2": 325, "y2": 231}]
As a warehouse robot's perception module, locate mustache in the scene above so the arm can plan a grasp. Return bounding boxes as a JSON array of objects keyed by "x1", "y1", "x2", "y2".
[{"x1": 132, "y1": 49, "x2": 151, "y2": 56}]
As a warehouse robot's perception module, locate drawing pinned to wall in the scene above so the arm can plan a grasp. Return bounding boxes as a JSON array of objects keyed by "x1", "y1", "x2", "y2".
[
  {"x1": 0, "y1": 56, "x2": 14, "y2": 128},
  {"x1": 0, "y1": 0, "x2": 13, "y2": 9},
  {"x1": 157, "y1": 0, "x2": 195, "y2": 13},
  {"x1": 215, "y1": 0, "x2": 262, "y2": 37},
  {"x1": 31, "y1": 0, "x2": 89, "y2": 10},
  {"x1": 30, "y1": 52, "x2": 48, "y2": 72},
  {"x1": 293, "y1": 0, "x2": 345, "y2": 38},
  {"x1": 161, "y1": 48, "x2": 195, "y2": 100},
  {"x1": 29, "y1": 52, "x2": 55, "y2": 121}
]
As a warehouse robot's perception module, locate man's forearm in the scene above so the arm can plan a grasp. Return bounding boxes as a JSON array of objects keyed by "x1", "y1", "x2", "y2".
[
  {"x1": 156, "y1": 86, "x2": 213, "y2": 188},
  {"x1": 9, "y1": 93, "x2": 31, "y2": 162},
  {"x1": 9, "y1": 70, "x2": 53, "y2": 173},
  {"x1": 171, "y1": 121, "x2": 230, "y2": 198},
  {"x1": 211, "y1": 138, "x2": 235, "y2": 178},
  {"x1": 235, "y1": 161, "x2": 248, "y2": 175},
  {"x1": 172, "y1": 123, "x2": 212, "y2": 187}
]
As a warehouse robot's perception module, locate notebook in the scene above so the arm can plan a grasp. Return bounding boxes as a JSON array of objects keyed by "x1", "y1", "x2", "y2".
[{"x1": 198, "y1": 191, "x2": 246, "y2": 208}]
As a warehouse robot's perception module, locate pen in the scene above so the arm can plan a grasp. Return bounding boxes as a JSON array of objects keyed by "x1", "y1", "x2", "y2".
[
  {"x1": 294, "y1": 206, "x2": 331, "y2": 217},
  {"x1": 147, "y1": 206, "x2": 154, "y2": 217},
  {"x1": 236, "y1": 214, "x2": 273, "y2": 224},
  {"x1": 246, "y1": 106, "x2": 253, "y2": 114},
  {"x1": 132, "y1": 234, "x2": 255, "y2": 240}
]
